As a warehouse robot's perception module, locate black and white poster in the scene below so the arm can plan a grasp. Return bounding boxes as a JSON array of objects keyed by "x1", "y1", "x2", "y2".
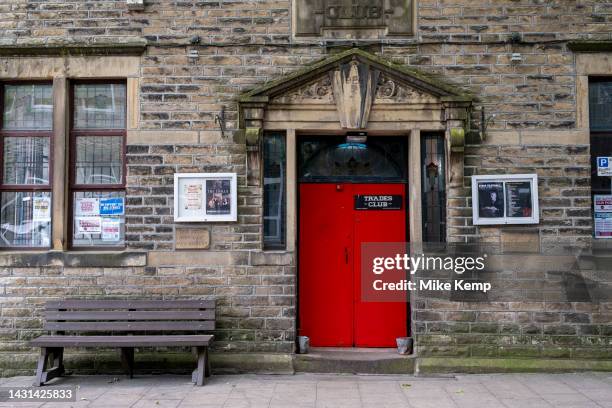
[
  {"x1": 206, "y1": 180, "x2": 231, "y2": 215},
  {"x1": 505, "y1": 182, "x2": 533, "y2": 218},
  {"x1": 477, "y1": 182, "x2": 504, "y2": 218}
]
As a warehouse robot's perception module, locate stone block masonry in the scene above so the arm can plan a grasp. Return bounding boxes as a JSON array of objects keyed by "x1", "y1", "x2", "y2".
[{"x1": 0, "y1": 0, "x2": 611, "y2": 375}]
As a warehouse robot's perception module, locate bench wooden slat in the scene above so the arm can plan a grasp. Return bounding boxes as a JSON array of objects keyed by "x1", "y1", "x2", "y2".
[
  {"x1": 46, "y1": 300, "x2": 215, "y2": 310},
  {"x1": 44, "y1": 321, "x2": 215, "y2": 332},
  {"x1": 30, "y1": 335, "x2": 214, "y2": 348},
  {"x1": 44, "y1": 310, "x2": 215, "y2": 321}
]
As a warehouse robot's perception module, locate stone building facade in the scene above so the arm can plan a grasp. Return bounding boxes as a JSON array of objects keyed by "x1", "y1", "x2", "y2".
[{"x1": 0, "y1": 0, "x2": 610, "y2": 376}]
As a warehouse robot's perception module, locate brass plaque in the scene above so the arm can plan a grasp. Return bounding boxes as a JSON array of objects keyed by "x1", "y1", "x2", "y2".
[
  {"x1": 175, "y1": 228, "x2": 210, "y2": 250},
  {"x1": 295, "y1": 0, "x2": 413, "y2": 36}
]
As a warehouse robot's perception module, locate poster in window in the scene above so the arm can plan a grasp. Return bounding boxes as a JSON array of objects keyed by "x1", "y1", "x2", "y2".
[
  {"x1": 505, "y1": 182, "x2": 533, "y2": 218},
  {"x1": 32, "y1": 196, "x2": 51, "y2": 221},
  {"x1": 206, "y1": 180, "x2": 231, "y2": 215},
  {"x1": 594, "y1": 195, "x2": 612, "y2": 239},
  {"x1": 76, "y1": 217, "x2": 102, "y2": 234},
  {"x1": 477, "y1": 182, "x2": 504, "y2": 218},
  {"x1": 100, "y1": 197, "x2": 124, "y2": 216},
  {"x1": 174, "y1": 173, "x2": 237, "y2": 222},
  {"x1": 101, "y1": 218, "x2": 121, "y2": 241},
  {"x1": 75, "y1": 198, "x2": 99, "y2": 216}
]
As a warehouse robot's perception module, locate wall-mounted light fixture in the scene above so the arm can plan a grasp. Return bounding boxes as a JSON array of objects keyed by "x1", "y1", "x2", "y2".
[
  {"x1": 511, "y1": 53, "x2": 523, "y2": 63},
  {"x1": 126, "y1": 0, "x2": 145, "y2": 11},
  {"x1": 426, "y1": 161, "x2": 439, "y2": 191},
  {"x1": 188, "y1": 49, "x2": 199, "y2": 60},
  {"x1": 345, "y1": 131, "x2": 367, "y2": 144},
  {"x1": 479, "y1": 106, "x2": 496, "y2": 141},
  {"x1": 215, "y1": 105, "x2": 227, "y2": 138}
]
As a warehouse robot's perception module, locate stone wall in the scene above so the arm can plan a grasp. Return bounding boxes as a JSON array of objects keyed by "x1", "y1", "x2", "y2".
[
  {"x1": 449, "y1": 143, "x2": 593, "y2": 249},
  {"x1": 0, "y1": 0, "x2": 611, "y2": 376},
  {"x1": 412, "y1": 252, "x2": 612, "y2": 365}
]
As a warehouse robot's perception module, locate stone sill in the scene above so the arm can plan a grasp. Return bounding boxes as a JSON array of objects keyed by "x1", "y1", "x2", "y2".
[{"x1": 0, "y1": 250, "x2": 147, "y2": 268}]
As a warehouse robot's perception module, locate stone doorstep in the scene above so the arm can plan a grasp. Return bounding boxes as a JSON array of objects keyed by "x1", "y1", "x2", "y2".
[{"x1": 294, "y1": 348, "x2": 416, "y2": 375}]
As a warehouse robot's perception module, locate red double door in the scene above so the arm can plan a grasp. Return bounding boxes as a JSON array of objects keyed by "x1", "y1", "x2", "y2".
[{"x1": 299, "y1": 183, "x2": 408, "y2": 347}]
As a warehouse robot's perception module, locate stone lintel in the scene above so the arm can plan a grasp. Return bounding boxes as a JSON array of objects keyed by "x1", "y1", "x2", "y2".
[{"x1": 0, "y1": 38, "x2": 147, "y2": 57}]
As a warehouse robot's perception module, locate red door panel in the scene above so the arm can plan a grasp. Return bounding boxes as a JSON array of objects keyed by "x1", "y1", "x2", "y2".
[
  {"x1": 353, "y1": 184, "x2": 407, "y2": 347},
  {"x1": 299, "y1": 183, "x2": 353, "y2": 346},
  {"x1": 299, "y1": 183, "x2": 408, "y2": 347}
]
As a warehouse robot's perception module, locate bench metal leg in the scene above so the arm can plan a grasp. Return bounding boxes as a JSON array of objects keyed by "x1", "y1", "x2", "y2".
[
  {"x1": 34, "y1": 348, "x2": 50, "y2": 387},
  {"x1": 51, "y1": 347, "x2": 65, "y2": 377},
  {"x1": 204, "y1": 347, "x2": 211, "y2": 378},
  {"x1": 192, "y1": 347, "x2": 207, "y2": 386},
  {"x1": 34, "y1": 347, "x2": 64, "y2": 387},
  {"x1": 120, "y1": 348, "x2": 135, "y2": 379}
]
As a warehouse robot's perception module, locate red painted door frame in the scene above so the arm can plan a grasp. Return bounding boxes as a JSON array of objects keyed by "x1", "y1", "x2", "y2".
[{"x1": 298, "y1": 183, "x2": 409, "y2": 347}]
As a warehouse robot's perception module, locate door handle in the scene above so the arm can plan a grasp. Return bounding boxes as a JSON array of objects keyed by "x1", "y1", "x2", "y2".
[{"x1": 344, "y1": 247, "x2": 349, "y2": 264}]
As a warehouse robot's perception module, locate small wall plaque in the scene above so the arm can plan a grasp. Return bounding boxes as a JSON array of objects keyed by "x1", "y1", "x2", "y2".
[
  {"x1": 295, "y1": 0, "x2": 413, "y2": 37},
  {"x1": 176, "y1": 228, "x2": 211, "y2": 250},
  {"x1": 174, "y1": 173, "x2": 238, "y2": 222}
]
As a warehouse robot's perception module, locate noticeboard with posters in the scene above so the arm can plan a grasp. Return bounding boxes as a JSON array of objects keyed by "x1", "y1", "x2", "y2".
[
  {"x1": 594, "y1": 195, "x2": 612, "y2": 239},
  {"x1": 471, "y1": 174, "x2": 539, "y2": 225},
  {"x1": 174, "y1": 173, "x2": 237, "y2": 222}
]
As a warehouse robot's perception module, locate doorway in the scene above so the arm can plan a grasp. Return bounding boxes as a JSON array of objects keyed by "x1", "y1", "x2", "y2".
[{"x1": 297, "y1": 136, "x2": 409, "y2": 347}]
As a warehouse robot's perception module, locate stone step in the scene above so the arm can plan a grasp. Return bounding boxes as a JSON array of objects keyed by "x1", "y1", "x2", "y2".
[{"x1": 293, "y1": 347, "x2": 416, "y2": 375}]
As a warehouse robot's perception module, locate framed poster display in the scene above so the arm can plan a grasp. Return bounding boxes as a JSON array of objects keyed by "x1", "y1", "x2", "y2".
[
  {"x1": 174, "y1": 173, "x2": 237, "y2": 222},
  {"x1": 471, "y1": 174, "x2": 539, "y2": 225}
]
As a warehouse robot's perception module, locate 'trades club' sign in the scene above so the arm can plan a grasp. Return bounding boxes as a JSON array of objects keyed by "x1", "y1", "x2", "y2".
[{"x1": 295, "y1": 0, "x2": 413, "y2": 36}]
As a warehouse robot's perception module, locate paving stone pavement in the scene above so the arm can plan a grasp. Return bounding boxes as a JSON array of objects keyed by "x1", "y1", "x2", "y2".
[{"x1": 0, "y1": 372, "x2": 610, "y2": 408}]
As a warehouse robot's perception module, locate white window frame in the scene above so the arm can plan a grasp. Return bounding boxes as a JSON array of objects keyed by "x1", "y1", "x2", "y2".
[
  {"x1": 174, "y1": 173, "x2": 238, "y2": 222},
  {"x1": 471, "y1": 174, "x2": 539, "y2": 225}
]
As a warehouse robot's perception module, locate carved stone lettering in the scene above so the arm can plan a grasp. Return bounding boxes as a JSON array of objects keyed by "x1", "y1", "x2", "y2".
[
  {"x1": 176, "y1": 228, "x2": 211, "y2": 250},
  {"x1": 295, "y1": 0, "x2": 412, "y2": 36}
]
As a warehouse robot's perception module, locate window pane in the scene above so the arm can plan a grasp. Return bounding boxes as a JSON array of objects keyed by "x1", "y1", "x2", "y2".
[
  {"x1": 75, "y1": 136, "x2": 123, "y2": 185},
  {"x1": 299, "y1": 136, "x2": 407, "y2": 181},
  {"x1": 263, "y1": 133, "x2": 286, "y2": 249},
  {"x1": 2, "y1": 84, "x2": 53, "y2": 130},
  {"x1": 589, "y1": 81, "x2": 612, "y2": 132},
  {"x1": 2, "y1": 137, "x2": 50, "y2": 185},
  {"x1": 421, "y1": 133, "x2": 446, "y2": 242},
  {"x1": 0, "y1": 191, "x2": 51, "y2": 248},
  {"x1": 74, "y1": 83, "x2": 126, "y2": 129},
  {"x1": 72, "y1": 191, "x2": 125, "y2": 247}
]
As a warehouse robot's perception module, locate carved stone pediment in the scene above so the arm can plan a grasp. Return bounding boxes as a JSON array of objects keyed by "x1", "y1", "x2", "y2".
[
  {"x1": 268, "y1": 63, "x2": 442, "y2": 129},
  {"x1": 375, "y1": 74, "x2": 439, "y2": 104},
  {"x1": 270, "y1": 76, "x2": 334, "y2": 104},
  {"x1": 240, "y1": 48, "x2": 472, "y2": 130}
]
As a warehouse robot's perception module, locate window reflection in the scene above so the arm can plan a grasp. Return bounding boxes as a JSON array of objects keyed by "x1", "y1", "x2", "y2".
[
  {"x1": 2, "y1": 137, "x2": 50, "y2": 185},
  {"x1": 0, "y1": 191, "x2": 51, "y2": 248},
  {"x1": 264, "y1": 133, "x2": 286, "y2": 249},
  {"x1": 299, "y1": 136, "x2": 406, "y2": 181},
  {"x1": 75, "y1": 136, "x2": 123, "y2": 185}
]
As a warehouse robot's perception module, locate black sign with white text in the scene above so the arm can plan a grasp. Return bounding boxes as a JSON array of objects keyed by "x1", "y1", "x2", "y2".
[{"x1": 354, "y1": 195, "x2": 403, "y2": 210}]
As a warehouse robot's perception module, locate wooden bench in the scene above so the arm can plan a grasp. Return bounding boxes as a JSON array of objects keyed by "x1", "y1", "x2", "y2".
[{"x1": 29, "y1": 300, "x2": 215, "y2": 386}]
